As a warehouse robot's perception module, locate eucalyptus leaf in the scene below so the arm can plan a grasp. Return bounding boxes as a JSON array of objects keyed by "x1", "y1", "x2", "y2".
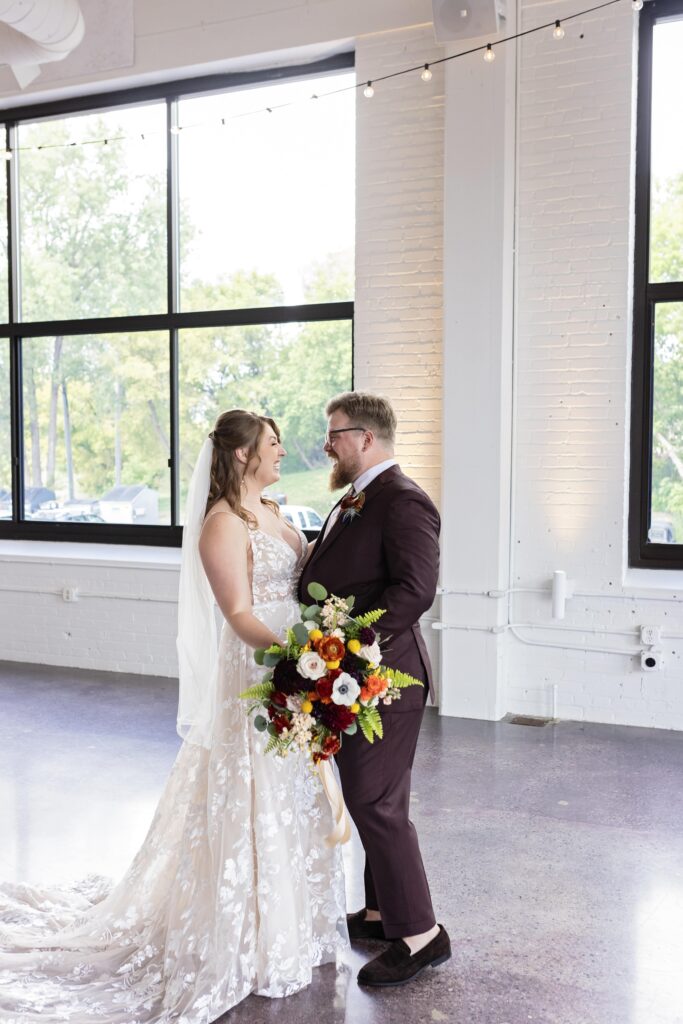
[
  {"x1": 264, "y1": 651, "x2": 282, "y2": 667},
  {"x1": 267, "y1": 723, "x2": 278, "y2": 737},
  {"x1": 344, "y1": 721, "x2": 358, "y2": 735},
  {"x1": 293, "y1": 622, "x2": 310, "y2": 646},
  {"x1": 345, "y1": 595, "x2": 355, "y2": 611},
  {"x1": 308, "y1": 581, "x2": 328, "y2": 602},
  {"x1": 304, "y1": 604, "x2": 321, "y2": 619},
  {"x1": 254, "y1": 715, "x2": 268, "y2": 732}
]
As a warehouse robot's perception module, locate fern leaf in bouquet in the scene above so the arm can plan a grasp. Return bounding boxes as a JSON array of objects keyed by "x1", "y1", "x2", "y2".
[
  {"x1": 382, "y1": 667, "x2": 424, "y2": 689},
  {"x1": 240, "y1": 680, "x2": 275, "y2": 702},
  {"x1": 363, "y1": 704, "x2": 383, "y2": 740},
  {"x1": 353, "y1": 608, "x2": 386, "y2": 628}
]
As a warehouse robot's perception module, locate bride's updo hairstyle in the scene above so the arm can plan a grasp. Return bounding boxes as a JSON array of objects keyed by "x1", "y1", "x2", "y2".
[{"x1": 206, "y1": 409, "x2": 281, "y2": 527}]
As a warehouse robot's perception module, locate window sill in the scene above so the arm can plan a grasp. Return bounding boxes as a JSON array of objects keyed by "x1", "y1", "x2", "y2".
[
  {"x1": 0, "y1": 540, "x2": 181, "y2": 571},
  {"x1": 622, "y1": 567, "x2": 683, "y2": 596}
]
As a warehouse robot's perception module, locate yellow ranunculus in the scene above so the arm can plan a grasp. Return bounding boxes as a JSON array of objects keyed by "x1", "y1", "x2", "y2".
[
  {"x1": 325, "y1": 660, "x2": 340, "y2": 670},
  {"x1": 350, "y1": 702, "x2": 360, "y2": 714},
  {"x1": 301, "y1": 700, "x2": 313, "y2": 714},
  {"x1": 347, "y1": 638, "x2": 361, "y2": 654},
  {"x1": 309, "y1": 629, "x2": 323, "y2": 642}
]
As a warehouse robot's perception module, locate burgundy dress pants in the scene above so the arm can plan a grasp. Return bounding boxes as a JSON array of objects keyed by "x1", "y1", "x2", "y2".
[{"x1": 335, "y1": 705, "x2": 436, "y2": 939}]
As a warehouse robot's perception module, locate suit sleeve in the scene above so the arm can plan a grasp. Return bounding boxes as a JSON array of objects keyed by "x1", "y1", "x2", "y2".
[{"x1": 373, "y1": 491, "x2": 440, "y2": 638}]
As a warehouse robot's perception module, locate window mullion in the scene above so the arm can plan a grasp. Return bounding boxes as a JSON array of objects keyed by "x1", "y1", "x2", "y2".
[
  {"x1": 167, "y1": 99, "x2": 180, "y2": 526},
  {"x1": 9, "y1": 334, "x2": 23, "y2": 522},
  {"x1": 7, "y1": 123, "x2": 20, "y2": 323},
  {"x1": 167, "y1": 98, "x2": 180, "y2": 316}
]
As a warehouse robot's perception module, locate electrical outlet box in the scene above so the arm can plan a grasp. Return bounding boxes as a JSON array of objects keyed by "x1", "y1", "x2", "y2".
[
  {"x1": 641, "y1": 650, "x2": 663, "y2": 672},
  {"x1": 62, "y1": 587, "x2": 79, "y2": 603},
  {"x1": 640, "y1": 625, "x2": 661, "y2": 646}
]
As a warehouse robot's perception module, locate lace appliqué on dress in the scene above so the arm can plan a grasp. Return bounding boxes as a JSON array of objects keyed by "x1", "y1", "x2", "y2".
[{"x1": 0, "y1": 527, "x2": 348, "y2": 1023}]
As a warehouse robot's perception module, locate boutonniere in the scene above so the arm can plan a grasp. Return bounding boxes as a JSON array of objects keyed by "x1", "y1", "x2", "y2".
[{"x1": 340, "y1": 490, "x2": 365, "y2": 524}]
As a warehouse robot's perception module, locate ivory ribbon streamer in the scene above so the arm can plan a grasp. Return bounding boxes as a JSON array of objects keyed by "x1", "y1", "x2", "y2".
[{"x1": 318, "y1": 758, "x2": 351, "y2": 847}]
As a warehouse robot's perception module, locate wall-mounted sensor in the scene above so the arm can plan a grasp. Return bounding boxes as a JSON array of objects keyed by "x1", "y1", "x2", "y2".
[{"x1": 641, "y1": 650, "x2": 663, "y2": 672}]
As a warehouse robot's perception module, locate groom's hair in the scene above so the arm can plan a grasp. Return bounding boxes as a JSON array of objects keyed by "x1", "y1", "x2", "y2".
[{"x1": 326, "y1": 391, "x2": 396, "y2": 446}]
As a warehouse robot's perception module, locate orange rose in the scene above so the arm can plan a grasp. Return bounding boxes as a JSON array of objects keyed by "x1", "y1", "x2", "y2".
[
  {"x1": 364, "y1": 675, "x2": 387, "y2": 698},
  {"x1": 318, "y1": 635, "x2": 346, "y2": 662}
]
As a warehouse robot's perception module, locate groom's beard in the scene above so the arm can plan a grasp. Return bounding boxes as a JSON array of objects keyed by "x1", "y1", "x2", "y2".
[{"x1": 328, "y1": 454, "x2": 361, "y2": 491}]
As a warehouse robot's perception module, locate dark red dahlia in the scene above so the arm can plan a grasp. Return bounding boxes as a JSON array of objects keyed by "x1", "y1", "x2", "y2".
[
  {"x1": 359, "y1": 627, "x2": 377, "y2": 645},
  {"x1": 316, "y1": 677, "x2": 334, "y2": 700},
  {"x1": 272, "y1": 657, "x2": 302, "y2": 696},
  {"x1": 340, "y1": 654, "x2": 364, "y2": 683},
  {"x1": 318, "y1": 702, "x2": 355, "y2": 732}
]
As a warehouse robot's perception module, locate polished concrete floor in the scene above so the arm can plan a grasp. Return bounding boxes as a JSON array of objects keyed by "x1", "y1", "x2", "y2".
[{"x1": 1, "y1": 661, "x2": 683, "y2": 1024}]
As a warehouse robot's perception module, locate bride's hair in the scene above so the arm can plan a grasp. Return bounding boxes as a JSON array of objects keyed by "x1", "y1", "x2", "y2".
[{"x1": 206, "y1": 409, "x2": 281, "y2": 527}]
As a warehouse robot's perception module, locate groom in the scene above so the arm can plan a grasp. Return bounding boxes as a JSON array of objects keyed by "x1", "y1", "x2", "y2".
[{"x1": 299, "y1": 391, "x2": 450, "y2": 987}]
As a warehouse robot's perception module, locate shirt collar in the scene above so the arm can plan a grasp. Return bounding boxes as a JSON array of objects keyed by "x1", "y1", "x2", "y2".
[{"x1": 353, "y1": 458, "x2": 398, "y2": 495}]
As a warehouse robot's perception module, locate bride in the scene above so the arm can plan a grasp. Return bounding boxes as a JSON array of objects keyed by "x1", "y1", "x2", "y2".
[{"x1": 0, "y1": 409, "x2": 348, "y2": 1023}]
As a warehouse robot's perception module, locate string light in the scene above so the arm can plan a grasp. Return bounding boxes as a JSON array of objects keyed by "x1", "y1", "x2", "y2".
[{"x1": 2, "y1": 0, "x2": 635, "y2": 157}]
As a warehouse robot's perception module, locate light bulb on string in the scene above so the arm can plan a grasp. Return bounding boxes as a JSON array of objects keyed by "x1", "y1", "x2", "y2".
[
  {"x1": 421, "y1": 64, "x2": 433, "y2": 82},
  {"x1": 553, "y1": 20, "x2": 565, "y2": 39},
  {"x1": 484, "y1": 44, "x2": 495, "y2": 63},
  {"x1": 363, "y1": 81, "x2": 375, "y2": 98},
  {"x1": 632, "y1": 0, "x2": 643, "y2": 9}
]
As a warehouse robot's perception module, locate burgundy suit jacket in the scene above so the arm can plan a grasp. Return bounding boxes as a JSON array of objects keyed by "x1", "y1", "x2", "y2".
[{"x1": 298, "y1": 465, "x2": 440, "y2": 712}]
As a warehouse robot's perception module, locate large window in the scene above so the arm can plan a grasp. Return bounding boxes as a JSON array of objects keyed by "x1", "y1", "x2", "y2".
[
  {"x1": 0, "y1": 56, "x2": 355, "y2": 545},
  {"x1": 630, "y1": 0, "x2": 683, "y2": 567}
]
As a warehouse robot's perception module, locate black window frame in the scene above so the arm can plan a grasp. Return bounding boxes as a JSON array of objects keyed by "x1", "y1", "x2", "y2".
[
  {"x1": 630, "y1": 0, "x2": 683, "y2": 568},
  {"x1": 0, "y1": 53, "x2": 355, "y2": 547}
]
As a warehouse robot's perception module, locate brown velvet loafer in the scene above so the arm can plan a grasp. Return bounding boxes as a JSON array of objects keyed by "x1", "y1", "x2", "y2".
[
  {"x1": 357, "y1": 925, "x2": 451, "y2": 986},
  {"x1": 346, "y1": 908, "x2": 388, "y2": 942}
]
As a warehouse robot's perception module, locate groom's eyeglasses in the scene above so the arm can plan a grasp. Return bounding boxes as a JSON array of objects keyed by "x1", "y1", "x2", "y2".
[{"x1": 325, "y1": 427, "x2": 368, "y2": 445}]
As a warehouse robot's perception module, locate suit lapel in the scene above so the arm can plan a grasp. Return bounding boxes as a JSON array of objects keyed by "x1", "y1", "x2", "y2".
[{"x1": 309, "y1": 465, "x2": 403, "y2": 567}]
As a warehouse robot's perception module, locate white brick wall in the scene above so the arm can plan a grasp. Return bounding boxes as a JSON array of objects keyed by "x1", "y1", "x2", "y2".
[
  {"x1": 0, "y1": 544, "x2": 180, "y2": 676},
  {"x1": 355, "y1": 25, "x2": 444, "y2": 505},
  {"x1": 506, "y1": 0, "x2": 683, "y2": 730}
]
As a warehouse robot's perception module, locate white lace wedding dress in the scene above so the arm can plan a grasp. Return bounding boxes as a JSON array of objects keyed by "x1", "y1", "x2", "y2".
[{"x1": 0, "y1": 528, "x2": 348, "y2": 1023}]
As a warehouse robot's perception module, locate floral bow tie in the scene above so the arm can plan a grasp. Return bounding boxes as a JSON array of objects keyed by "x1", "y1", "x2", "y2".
[{"x1": 339, "y1": 489, "x2": 365, "y2": 522}]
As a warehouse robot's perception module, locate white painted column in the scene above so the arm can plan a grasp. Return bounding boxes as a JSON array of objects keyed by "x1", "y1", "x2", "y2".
[{"x1": 439, "y1": 17, "x2": 518, "y2": 719}]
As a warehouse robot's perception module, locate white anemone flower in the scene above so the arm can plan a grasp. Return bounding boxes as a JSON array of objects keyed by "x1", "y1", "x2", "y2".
[{"x1": 332, "y1": 672, "x2": 361, "y2": 707}]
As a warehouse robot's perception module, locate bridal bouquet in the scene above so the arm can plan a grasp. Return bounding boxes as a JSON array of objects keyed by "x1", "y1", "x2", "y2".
[{"x1": 240, "y1": 582, "x2": 423, "y2": 762}]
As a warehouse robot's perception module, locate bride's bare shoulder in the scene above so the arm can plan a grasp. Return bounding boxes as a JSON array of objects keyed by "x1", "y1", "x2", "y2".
[{"x1": 200, "y1": 502, "x2": 249, "y2": 546}]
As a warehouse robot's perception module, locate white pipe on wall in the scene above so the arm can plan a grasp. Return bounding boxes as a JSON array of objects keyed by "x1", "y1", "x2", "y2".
[{"x1": 0, "y1": 1, "x2": 84, "y2": 87}]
